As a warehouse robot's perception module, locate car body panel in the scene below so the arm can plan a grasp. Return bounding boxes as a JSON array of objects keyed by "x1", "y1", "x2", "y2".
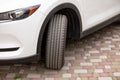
[
  {"x1": 0, "y1": 0, "x2": 119, "y2": 60},
  {"x1": 80, "y1": 0, "x2": 120, "y2": 31}
]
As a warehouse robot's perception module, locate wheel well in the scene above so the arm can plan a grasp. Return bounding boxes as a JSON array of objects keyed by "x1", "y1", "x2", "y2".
[
  {"x1": 39, "y1": 8, "x2": 81, "y2": 60},
  {"x1": 37, "y1": 3, "x2": 82, "y2": 60},
  {"x1": 56, "y1": 8, "x2": 81, "y2": 39}
]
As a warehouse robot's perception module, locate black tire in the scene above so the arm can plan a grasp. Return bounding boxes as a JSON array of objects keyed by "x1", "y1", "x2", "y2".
[
  {"x1": 45, "y1": 14, "x2": 68, "y2": 70},
  {"x1": 118, "y1": 20, "x2": 120, "y2": 22}
]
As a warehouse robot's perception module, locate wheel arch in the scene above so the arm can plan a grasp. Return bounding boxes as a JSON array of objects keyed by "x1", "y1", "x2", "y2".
[{"x1": 37, "y1": 3, "x2": 82, "y2": 59}]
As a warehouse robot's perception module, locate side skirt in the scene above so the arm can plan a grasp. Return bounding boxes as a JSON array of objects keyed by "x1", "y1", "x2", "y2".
[{"x1": 80, "y1": 14, "x2": 120, "y2": 38}]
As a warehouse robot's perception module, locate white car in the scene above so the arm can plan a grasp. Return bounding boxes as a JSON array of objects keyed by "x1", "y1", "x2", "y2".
[{"x1": 0, "y1": 0, "x2": 120, "y2": 70}]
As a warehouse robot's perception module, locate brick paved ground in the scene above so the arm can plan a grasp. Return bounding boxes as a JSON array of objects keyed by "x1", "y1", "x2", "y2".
[{"x1": 0, "y1": 22, "x2": 120, "y2": 80}]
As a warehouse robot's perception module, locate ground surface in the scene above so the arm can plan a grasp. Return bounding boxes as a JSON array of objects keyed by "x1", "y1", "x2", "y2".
[{"x1": 0, "y1": 22, "x2": 120, "y2": 80}]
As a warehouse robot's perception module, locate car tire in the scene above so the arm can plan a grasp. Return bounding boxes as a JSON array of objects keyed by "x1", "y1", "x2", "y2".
[{"x1": 45, "y1": 14, "x2": 68, "y2": 70}]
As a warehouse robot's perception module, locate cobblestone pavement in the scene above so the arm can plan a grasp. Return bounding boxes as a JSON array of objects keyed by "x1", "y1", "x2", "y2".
[{"x1": 0, "y1": 22, "x2": 120, "y2": 80}]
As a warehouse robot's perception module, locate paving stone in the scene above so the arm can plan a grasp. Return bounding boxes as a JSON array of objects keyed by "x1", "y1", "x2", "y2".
[
  {"x1": 30, "y1": 66, "x2": 36, "y2": 70},
  {"x1": 116, "y1": 52, "x2": 120, "y2": 55},
  {"x1": 19, "y1": 69, "x2": 24, "y2": 74},
  {"x1": 108, "y1": 45, "x2": 115, "y2": 48},
  {"x1": 74, "y1": 69, "x2": 87, "y2": 73},
  {"x1": 98, "y1": 77, "x2": 112, "y2": 80},
  {"x1": 81, "y1": 77, "x2": 88, "y2": 80},
  {"x1": 27, "y1": 73, "x2": 41, "y2": 78},
  {"x1": 80, "y1": 62, "x2": 93, "y2": 66},
  {"x1": 45, "y1": 78, "x2": 54, "y2": 80},
  {"x1": 104, "y1": 37, "x2": 112, "y2": 40},
  {"x1": 89, "y1": 50, "x2": 100, "y2": 54},
  {"x1": 100, "y1": 48, "x2": 111, "y2": 51},
  {"x1": 44, "y1": 71, "x2": 58, "y2": 74},
  {"x1": 100, "y1": 56, "x2": 107, "y2": 59},
  {"x1": 105, "y1": 65, "x2": 111, "y2": 69},
  {"x1": 62, "y1": 73, "x2": 71, "y2": 78},
  {"x1": 65, "y1": 57, "x2": 75, "y2": 60},
  {"x1": 6, "y1": 73, "x2": 16, "y2": 78},
  {"x1": 85, "y1": 46, "x2": 92, "y2": 49},
  {"x1": 0, "y1": 66, "x2": 10, "y2": 70},
  {"x1": 16, "y1": 79, "x2": 22, "y2": 80},
  {"x1": 14, "y1": 64, "x2": 22, "y2": 67},
  {"x1": 105, "y1": 41, "x2": 112, "y2": 44},
  {"x1": 76, "y1": 78, "x2": 81, "y2": 80},
  {"x1": 68, "y1": 63, "x2": 72, "y2": 67},
  {"x1": 62, "y1": 66, "x2": 70, "y2": 70},
  {"x1": 113, "y1": 35, "x2": 119, "y2": 38},
  {"x1": 94, "y1": 69, "x2": 103, "y2": 73},
  {"x1": 113, "y1": 72, "x2": 120, "y2": 76},
  {"x1": 112, "y1": 39, "x2": 120, "y2": 41},
  {"x1": 19, "y1": 78, "x2": 30, "y2": 80},
  {"x1": 83, "y1": 56, "x2": 87, "y2": 59},
  {"x1": 85, "y1": 53, "x2": 91, "y2": 57},
  {"x1": 90, "y1": 59, "x2": 102, "y2": 62}
]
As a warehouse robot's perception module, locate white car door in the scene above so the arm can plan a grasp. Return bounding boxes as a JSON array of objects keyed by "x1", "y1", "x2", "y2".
[{"x1": 79, "y1": 0, "x2": 120, "y2": 31}]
